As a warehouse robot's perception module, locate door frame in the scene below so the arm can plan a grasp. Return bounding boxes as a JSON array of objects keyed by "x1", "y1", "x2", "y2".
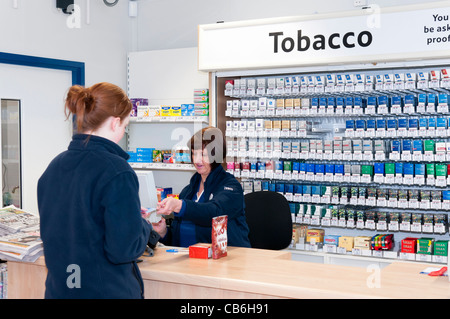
[
  {"x1": 0, "y1": 52, "x2": 85, "y2": 86},
  {"x1": 0, "y1": 52, "x2": 85, "y2": 208}
]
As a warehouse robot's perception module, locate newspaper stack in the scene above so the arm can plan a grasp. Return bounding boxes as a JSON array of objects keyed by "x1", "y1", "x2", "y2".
[{"x1": 0, "y1": 205, "x2": 43, "y2": 263}]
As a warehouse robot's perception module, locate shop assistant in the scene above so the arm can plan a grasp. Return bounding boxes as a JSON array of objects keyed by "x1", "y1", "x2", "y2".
[
  {"x1": 38, "y1": 83, "x2": 159, "y2": 299},
  {"x1": 153, "y1": 127, "x2": 251, "y2": 248}
]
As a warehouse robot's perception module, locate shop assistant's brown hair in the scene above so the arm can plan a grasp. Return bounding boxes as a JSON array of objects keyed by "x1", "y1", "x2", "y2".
[
  {"x1": 64, "y1": 82, "x2": 132, "y2": 133},
  {"x1": 188, "y1": 126, "x2": 226, "y2": 170}
]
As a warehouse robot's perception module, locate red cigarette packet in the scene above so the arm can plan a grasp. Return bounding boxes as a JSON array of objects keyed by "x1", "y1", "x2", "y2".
[
  {"x1": 212, "y1": 215, "x2": 228, "y2": 259},
  {"x1": 189, "y1": 243, "x2": 212, "y2": 259}
]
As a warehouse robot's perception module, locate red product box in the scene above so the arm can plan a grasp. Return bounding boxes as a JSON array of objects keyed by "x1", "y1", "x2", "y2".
[
  {"x1": 401, "y1": 237, "x2": 418, "y2": 253},
  {"x1": 189, "y1": 243, "x2": 212, "y2": 259}
]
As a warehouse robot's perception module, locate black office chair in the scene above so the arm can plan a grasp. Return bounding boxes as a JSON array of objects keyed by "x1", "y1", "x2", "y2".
[{"x1": 244, "y1": 191, "x2": 293, "y2": 250}]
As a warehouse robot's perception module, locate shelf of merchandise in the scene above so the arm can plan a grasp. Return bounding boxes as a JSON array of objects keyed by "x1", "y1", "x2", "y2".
[
  {"x1": 126, "y1": 114, "x2": 209, "y2": 194},
  {"x1": 129, "y1": 162, "x2": 196, "y2": 171},
  {"x1": 129, "y1": 116, "x2": 209, "y2": 124},
  {"x1": 215, "y1": 62, "x2": 450, "y2": 267}
]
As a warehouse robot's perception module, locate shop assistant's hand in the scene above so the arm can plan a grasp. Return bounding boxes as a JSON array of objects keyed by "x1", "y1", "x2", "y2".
[
  {"x1": 151, "y1": 218, "x2": 167, "y2": 238},
  {"x1": 157, "y1": 197, "x2": 183, "y2": 215}
]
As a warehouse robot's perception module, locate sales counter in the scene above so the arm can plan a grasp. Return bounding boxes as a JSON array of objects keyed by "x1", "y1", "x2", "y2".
[{"x1": 7, "y1": 246, "x2": 450, "y2": 299}]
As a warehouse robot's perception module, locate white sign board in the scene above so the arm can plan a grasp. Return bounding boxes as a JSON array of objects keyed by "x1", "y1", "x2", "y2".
[{"x1": 198, "y1": 2, "x2": 450, "y2": 71}]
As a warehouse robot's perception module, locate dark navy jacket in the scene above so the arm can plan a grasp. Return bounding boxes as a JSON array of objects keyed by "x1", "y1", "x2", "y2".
[
  {"x1": 38, "y1": 134, "x2": 158, "y2": 299},
  {"x1": 161, "y1": 165, "x2": 251, "y2": 248}
]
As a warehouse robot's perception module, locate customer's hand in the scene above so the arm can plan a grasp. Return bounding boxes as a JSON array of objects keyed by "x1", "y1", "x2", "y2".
[
  {"x1": 140, "y1": 207, "x2": 151, "y2": 219},
  {"x1": 157, "y1": 197, "x2": 182, "y2": 215},
  {"x1": 151, "y1": 218, "x2": 167, "y2": 238}
]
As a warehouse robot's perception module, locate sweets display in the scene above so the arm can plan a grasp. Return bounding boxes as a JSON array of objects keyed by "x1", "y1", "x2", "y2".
[
  {"x1": 128, "y1": 148, "x2": 191, "y2": 164},
  {"x1": 131, "y1": 89, "x2": 209, "y2": 119}
]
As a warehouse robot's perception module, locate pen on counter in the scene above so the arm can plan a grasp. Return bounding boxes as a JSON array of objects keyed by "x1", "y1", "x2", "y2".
[{"x1": 166, "y1": 249, "x2": 189, "y2": 254}]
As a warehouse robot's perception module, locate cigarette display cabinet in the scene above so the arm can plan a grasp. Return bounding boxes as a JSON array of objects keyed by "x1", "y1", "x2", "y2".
[{"x1": 214, "y1": 61, "x2": 450, "y2": 265}]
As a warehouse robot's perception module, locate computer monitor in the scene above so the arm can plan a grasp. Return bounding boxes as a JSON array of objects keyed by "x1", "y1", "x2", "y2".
[{"x1": 136, "y1": 170, "x2": 158, "y2": 213}]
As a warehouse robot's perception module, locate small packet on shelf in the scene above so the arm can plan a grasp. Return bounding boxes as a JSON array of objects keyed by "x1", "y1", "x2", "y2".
[{"x1": 212, "y1": 215, "x2": 228, "y2": 259}]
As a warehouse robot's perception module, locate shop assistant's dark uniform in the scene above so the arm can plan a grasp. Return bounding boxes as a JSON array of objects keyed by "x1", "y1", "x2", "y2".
[
  {"x1": 160, "y1": 165, "x2": 251, "y2": 248},
  {"x1": 38, "y1": 134, "x2": 159, "y2": 299}
]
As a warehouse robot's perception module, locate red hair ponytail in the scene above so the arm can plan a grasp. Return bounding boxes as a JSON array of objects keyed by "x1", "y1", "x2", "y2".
[{"x1": 65, "y1": 82, "x2": 132, "y2": 133}]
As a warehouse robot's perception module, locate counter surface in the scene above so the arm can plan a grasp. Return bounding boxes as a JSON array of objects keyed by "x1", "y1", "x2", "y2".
[
  {"x1": 7, "y1": 246, "x2": 450, "y2": 299},
  {"x1": 138, "y1": 246, "x2": 450, "y2": 299}
]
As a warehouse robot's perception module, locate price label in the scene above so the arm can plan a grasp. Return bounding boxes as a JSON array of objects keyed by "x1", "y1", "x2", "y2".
[
  {"x1": 321, "y1": 217, "x2": 331, "y2": 227},
  {"x1": 435, "y1": 153, "x2": 446, "y2": 162},
  {"x1": 363, "y1": 152, "x2": 373, "y2": 161},
  {"x1": 365, "y1": 220, "x2": 376, "y2": 230},
  {"x1": 404, "y1": 104, "x2": 415, "y2": 114},
  {"x1": 333, "y1": 151, "x2": 343, "y2": 160},
  {"x1": 324, "y1": 244, "x2": 337, "y2": 253},
  {"x1": 366, "y1": 197, "x2": 376, "y2": 206},
  {"x1": 331, "y1": 217, "x2": 339, "y2": 227},
  {"x1": 303, "y1": 215, "x2": 311, "y2": 225},
  {"x1": 422, "y1": 223, "x2": 433, "y2": 233},
  {"x1": 434, "y1": 224, "x2": 446, "y2": 234},
  {"x1": 389, "y1": 152, "x2": 400, "y2": 161},
  {"x1": 361, "y1": 175, "x2": 371, "y2": 183},
  {"x1": 431, "y1": 201, "x2": 441, "y2": 210},
  {"x1": 385, "y1": 175, "x2": 395, "y2": 184},
  {"x1": 400, "y1": 222, "x2": 411, "y2": 232},
  {"x1": 414, "y1": 176, "x2": 425, "y2": 186},
  {"x1": 398, "y1": 199, "x2": 408, "y2": 208},
  {"x1": 411, "y1": 222, "x2": 422, "y2": 232},
  {"x1": 378, "y1": 105, "x2": 389, "y2": 114},
  {"x1": 375, "y1": 152, "x2": 386, "y2": 160},
  {"x1": 377, "y1": 198, "x2": 387, "y2": 207},
  {"x1": 311, "y1": 215, "x2": 321, "y2": 225},
  {"x1": 388, "y1": 221, "x2": 399, "y2": 231},
  {"x1": 401, "y1": 153, "x2": 412, "y2": 161},
  {"x1": 377, "y1": 221, "x2": 387, "y2": 230},
  {"x1": 417, "y1": 103, "x2": 426, "y2": 113},
  {"x1": 353, "y1": 151, "x2": 363, "y2": 160},
  {"x1": 403, "y1": 175, "x2": 413, "y2": 185},
  {"x1": 436, "y1": 176, "x2": 447, "y2": 187}
]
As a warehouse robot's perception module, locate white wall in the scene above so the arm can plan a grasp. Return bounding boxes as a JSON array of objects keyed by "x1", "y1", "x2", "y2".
[
  {"x1": 134, "y1": 0, "x2": 432, "y2": 51},
  {"x1": 0, "y1": 0, "x2": 132, "y2": 88}
]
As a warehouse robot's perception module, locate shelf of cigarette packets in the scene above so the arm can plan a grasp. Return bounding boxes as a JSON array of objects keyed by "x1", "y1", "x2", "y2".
[{"x1": 223, "y1": 66, "x2": 450, "y2": 265}]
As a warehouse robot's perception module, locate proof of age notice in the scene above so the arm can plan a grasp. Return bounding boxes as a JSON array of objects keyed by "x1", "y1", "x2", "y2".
[{"x1": 424, "y1": 13, "x2": 450, "y2": 46}]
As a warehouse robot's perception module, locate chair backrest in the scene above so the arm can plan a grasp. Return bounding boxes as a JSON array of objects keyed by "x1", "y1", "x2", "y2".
[{"x1": 244, "y1": 191, "x2": 293, "y2": 250}]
